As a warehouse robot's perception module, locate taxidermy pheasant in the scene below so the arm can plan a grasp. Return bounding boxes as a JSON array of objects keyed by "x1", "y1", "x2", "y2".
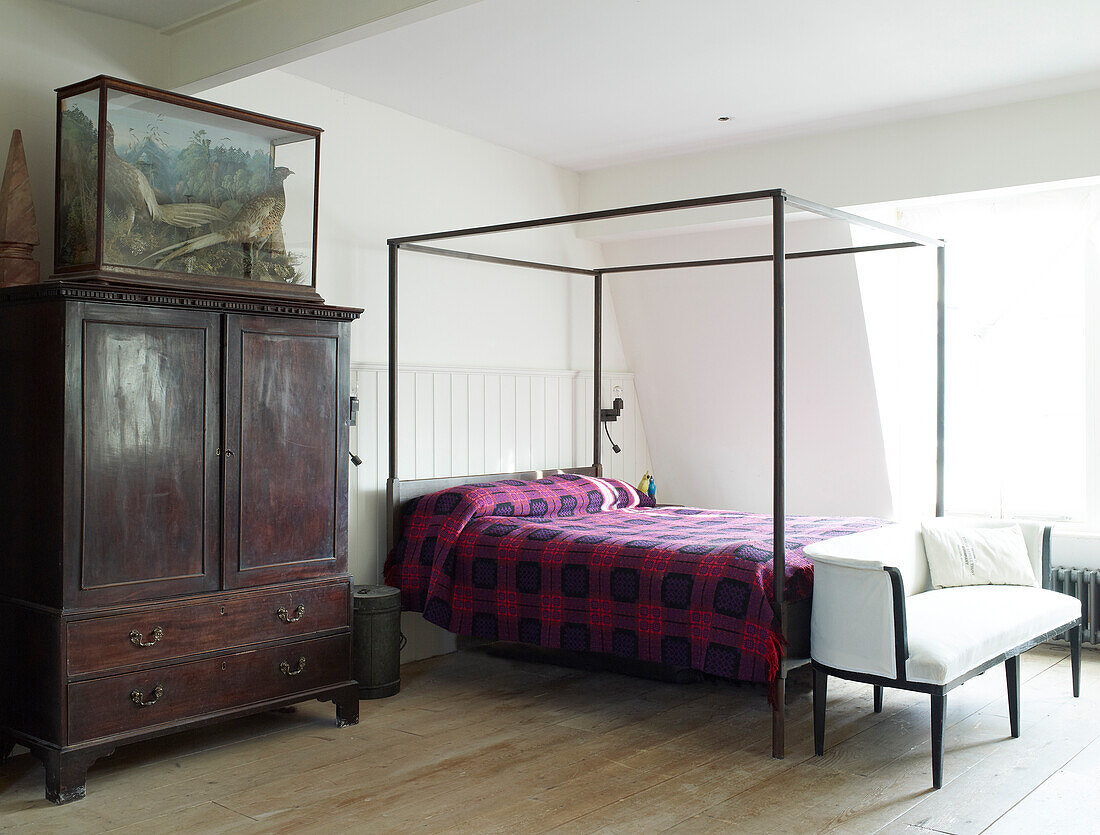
[
  {"x1": 104, "y1": 122, "x2": 225, "y2": 233},
  {"x1": 146, "y1": 167, "x2": 292, "y2": 269}
]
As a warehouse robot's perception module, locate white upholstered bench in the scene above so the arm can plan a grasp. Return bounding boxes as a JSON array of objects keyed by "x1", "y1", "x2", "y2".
[{"x1": 806, "y1": 520, "x2": 1082, "y2": 789}]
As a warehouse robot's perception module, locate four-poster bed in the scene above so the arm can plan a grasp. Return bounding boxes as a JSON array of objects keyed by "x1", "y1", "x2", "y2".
[{"x1": 384, "y1": 188, "x2": 945, "y2": 758}]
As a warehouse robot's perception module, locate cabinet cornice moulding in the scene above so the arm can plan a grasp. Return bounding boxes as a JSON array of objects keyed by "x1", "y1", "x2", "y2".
[{"x1": 0, "y1": 280, "x2": 361, "y2": 320}]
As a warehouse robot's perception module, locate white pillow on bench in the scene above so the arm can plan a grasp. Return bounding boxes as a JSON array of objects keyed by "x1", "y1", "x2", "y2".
[{"x1": 920, "y1": 522, "x2": 1037, "y2": 589}]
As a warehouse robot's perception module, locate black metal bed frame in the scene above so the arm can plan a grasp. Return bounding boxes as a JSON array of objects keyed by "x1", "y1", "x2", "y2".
[{"x1": 386, "y1": 187, "x2": 946, "y2": 759}]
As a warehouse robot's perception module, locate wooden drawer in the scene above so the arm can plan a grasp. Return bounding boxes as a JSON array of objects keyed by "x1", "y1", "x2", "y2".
[
  {"x1": 68, "y1": 633, "x2": 351, "y2": 743},
  {"x1": 66, "y1": 580, "x2": 350, "y2": 677}
]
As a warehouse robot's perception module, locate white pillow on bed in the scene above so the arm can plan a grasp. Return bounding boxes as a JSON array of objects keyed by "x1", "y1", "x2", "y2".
[{"x1": 920, "y1": 522, "x2": 1037, "y2": 589}]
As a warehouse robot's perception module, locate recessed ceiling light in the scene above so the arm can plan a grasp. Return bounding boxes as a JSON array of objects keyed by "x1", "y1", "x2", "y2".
[{"x1": 717, "y1": 116, "x2": 732, "y2": 122}]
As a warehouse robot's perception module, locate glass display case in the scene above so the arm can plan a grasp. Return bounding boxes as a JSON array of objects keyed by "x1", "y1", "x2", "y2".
[{"x1": 54, "y1": 76, "x2": 321, "y2": 301}]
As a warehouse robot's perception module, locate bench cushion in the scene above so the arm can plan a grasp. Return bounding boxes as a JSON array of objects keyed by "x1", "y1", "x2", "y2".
[{"x1": 905, "y1": 586, "x2": 1081, "y2": 685}]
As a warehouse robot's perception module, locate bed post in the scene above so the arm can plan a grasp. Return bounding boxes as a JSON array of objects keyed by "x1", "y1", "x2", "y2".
[
  {"x1": 771, "y1": 191, "x2": 787, "y2": 759},
  {"x1": 593, "y1": 271, "x2": 603, "y2": 475},
  {"x1": 387, "y1": 242, "x2": 399, "y2": 550},
  {"x1": 936, "y1": 242, "x2": 946, "y2": 517}
]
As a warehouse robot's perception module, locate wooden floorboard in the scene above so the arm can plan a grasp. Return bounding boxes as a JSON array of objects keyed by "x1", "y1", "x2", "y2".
[{"x1": 0, "y1": 644, "x2": 1095, "y2": 833}]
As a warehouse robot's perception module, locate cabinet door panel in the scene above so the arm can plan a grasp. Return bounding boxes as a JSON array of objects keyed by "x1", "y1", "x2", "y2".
[
  {"x1": 65, "y1": 305, "x2": 222, "y2": 607},
  {"x1": 224, "y1": 315, "x2": 349, "y2": 587}
]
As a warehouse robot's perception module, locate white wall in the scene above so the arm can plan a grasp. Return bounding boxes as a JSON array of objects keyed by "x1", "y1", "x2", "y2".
[
  {"x1": 207, "y1": 70, "x2": 629, "y2": 372},
  {"x1": 604, "y1": 218, "x2": 939, "y2": 520},
  {"x1": 0, "y1": 0, "x2": 165, "y2": 274}
]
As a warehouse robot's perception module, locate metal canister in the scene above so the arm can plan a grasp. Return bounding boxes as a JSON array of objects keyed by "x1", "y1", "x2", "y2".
[{"x1": 352, "y1": 584, "x2": 402, "y2": 699}]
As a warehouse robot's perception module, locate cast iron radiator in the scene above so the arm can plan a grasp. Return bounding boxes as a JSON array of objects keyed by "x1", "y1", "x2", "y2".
[{"x1": 1052, "y1": 567, "x2": 1100, "y2": 644}]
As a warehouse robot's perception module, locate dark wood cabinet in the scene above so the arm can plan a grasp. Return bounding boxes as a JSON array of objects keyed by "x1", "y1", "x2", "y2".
[{"x1": 0, "y1": 282, "x2": 362, "y2": 804}]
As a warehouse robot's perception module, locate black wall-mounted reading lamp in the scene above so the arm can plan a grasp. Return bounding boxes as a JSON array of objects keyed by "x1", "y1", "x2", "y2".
[
  {"x1": 600, "y1": 385, "x2": 624, "y2": 454},
  {"x1": 349, "y1": 394, "x2": 363, "y2": 466}
]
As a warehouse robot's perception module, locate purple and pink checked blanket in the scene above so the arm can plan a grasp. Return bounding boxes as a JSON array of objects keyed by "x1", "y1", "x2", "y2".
[{"x1": 385, "y1": 474, "x2": 882, "y2": 685}]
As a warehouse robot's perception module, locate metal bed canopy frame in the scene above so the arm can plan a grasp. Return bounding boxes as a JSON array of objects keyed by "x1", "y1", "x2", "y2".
[{"x1": 387, "y1": 187, "x2": 946, "y2": 759}]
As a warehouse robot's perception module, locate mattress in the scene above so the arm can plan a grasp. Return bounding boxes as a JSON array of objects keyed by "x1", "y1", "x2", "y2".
[{"x1": 385, "y1": 474, "x2": 882, "y2": 684}]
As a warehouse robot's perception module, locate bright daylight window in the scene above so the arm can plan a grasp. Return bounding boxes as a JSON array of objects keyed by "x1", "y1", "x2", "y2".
[{"x1": 854, "y1": 181, "x2": 1100, "y2": 523}]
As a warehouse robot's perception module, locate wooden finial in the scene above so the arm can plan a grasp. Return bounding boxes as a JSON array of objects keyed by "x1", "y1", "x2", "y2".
[{"x1": 0, "y1": 130, "x2": 41, "y2": 287}]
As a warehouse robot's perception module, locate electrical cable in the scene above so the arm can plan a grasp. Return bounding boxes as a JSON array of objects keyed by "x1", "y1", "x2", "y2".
[{"x1": 603, "y1": 421, "x2": 621, "y2": 454}]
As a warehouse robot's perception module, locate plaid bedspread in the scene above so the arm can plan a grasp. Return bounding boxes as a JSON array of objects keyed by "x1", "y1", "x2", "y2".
[{"x1": 385, "y1": 474, "x2": 882, "y2": 684}]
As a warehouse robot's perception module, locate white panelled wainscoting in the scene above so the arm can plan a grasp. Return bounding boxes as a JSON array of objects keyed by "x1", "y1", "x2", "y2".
[{"x1": 347, "y1": 363, "x2": 653, "y2": 661}]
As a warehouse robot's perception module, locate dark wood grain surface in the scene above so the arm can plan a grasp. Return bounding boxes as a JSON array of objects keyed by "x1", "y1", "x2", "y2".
[
  {"x1": 222, "y1": 315, "x2": 349, "y2": 588},
  {"x1": 67, "y1": 634, "x2": 350, "y2": 743},
  {"x1": 79, "y1": 311, "x2": 219, "y2": 593},
  {"x1": 238, "y1": 329, "x2": 336, "y2": 565},
  {"x1": 66, "y1": 579, "x2": 351, "y2": 677},
  {"x1": 65, "y1": 304, "x2": 222, "y2": 607},
  {"x1": 0, "y1": 300, "x2": 65, "y2": 608},
  {"x1": 0, "y1": 605, "x2": 64, "y2": 746}
]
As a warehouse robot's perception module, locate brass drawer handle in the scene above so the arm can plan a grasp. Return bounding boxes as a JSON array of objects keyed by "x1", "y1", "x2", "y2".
[
  {"x1": 280, "y1": 656, "x2": 307, "y2": 677},
  {"x1": 130, "y1": 684, "x2": 165, "y2": 708},
  {"x1": 130, "y1": 626, "x2": 165, "y2": 647},
  {"x1": 276, "y1": 605, "x2": 305, "y2": 623}
]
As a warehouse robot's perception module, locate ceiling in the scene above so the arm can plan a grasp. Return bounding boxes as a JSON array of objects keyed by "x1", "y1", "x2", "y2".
[
  {"x1": 52, "y1": 0, "x2": 245, "y2": 31},
  {"x1": 287, "y1": 0, "x2": 1100, "y2": 171}
]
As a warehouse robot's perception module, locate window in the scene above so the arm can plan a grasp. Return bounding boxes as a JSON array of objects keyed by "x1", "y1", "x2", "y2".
[{"x1": 853, "y1": 181, "x2": 1100, "y2": 522}]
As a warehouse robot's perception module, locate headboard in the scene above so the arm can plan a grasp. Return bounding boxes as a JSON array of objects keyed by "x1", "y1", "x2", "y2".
[{"x1": 386, "y1": 467, "x2": 599, "y2": 550}]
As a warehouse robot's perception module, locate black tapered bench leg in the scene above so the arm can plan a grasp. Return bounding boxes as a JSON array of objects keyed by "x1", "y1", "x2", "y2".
[
  {"x1": 813, "y1": 666, "x2": 827, "y2": 756},
  {"x1": 1006, "y1": 654, "x2": 1021, "y2": 738},
  {"x1": 931, "y1": 692, "x2": 946, "y2": 790},
  {"x1": 873, "y1": 685, "x2": 883, "y2": 713},
  {"x1": 1070, "y1": 624, "x2": 1081, "y2": 698}
]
